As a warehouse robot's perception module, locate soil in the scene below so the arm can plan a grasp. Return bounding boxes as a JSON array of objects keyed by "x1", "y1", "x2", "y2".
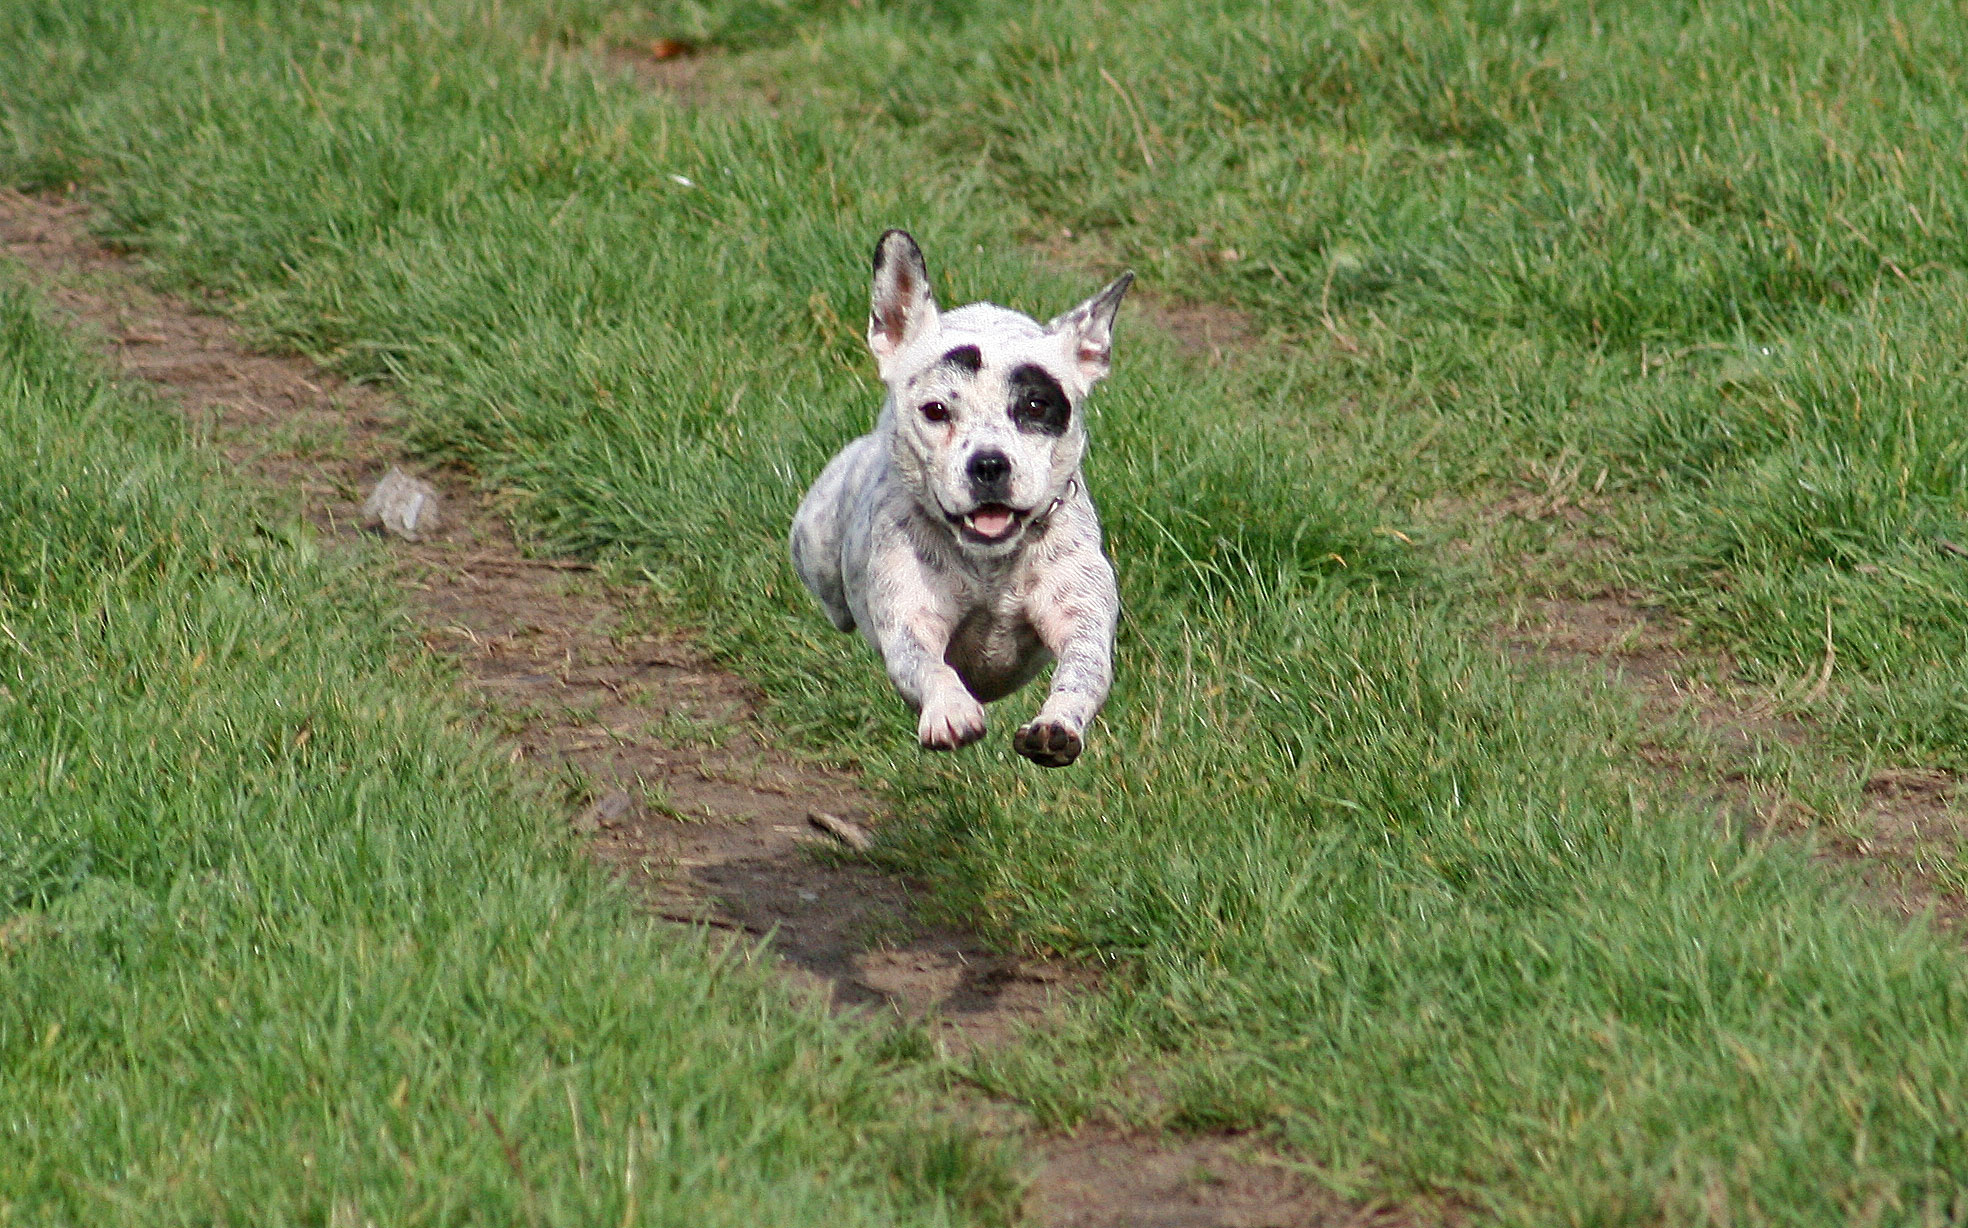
[
  {"x1": 0, "y1": 186, "x2": 1372, "y2": 1226},
  {"x1": 1028, "y1": 1132, "x2": 1408, "y2": 1228},
  {"x1": 606, "y1": 36, "x2": 785, "y2": 110},
  {"x1": 1505, "y1": 591, "x2": 1966, "y2": 932},
  {"x1": 1143, "y1": 295, "x2": 1263, "y2": 363}
]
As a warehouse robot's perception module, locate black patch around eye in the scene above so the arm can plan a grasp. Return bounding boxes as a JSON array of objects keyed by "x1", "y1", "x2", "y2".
[
  {"x1": 938, "y1": 344, "x2": 983, "y2": 374},
  {"x1": 1007, "y1": 364, "x2": 1071, "y2": 436}
]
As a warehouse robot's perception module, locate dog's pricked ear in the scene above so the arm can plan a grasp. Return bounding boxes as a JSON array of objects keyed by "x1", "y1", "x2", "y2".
[
  {"x1": 868, "y1": 229, "x2": 940, "y2": 377},
  {"x1": 1046, "y1": 271, "x2": 1133, "y2": 383}
]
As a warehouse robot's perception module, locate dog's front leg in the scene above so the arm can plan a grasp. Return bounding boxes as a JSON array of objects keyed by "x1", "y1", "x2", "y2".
[
  {"x1": 870, "y1": 608, "x2": 986, "y2": 751},
  {"x1": 1014, "y1": 602, "x2": 1116, "y2": 768}
]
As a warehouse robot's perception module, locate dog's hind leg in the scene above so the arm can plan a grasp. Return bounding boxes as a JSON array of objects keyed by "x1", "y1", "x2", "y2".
[
  {"x1": 790, "y1": 444, "x2": 866, "y2": 633},
  {"x1": 790, "y1": 515, "x2": 855, "y2": 632}
]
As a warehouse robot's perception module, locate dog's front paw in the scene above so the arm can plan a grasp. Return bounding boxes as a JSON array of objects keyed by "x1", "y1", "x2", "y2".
[
  {"x1": 1013, "y1": 718, "x2": 1083, "y2": 768},
  {"x1": 919, "y1": 692, "x2": 986, "y2": 751}
]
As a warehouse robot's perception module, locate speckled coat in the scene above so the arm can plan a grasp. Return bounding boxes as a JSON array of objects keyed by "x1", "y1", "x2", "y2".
[{"x1": 790, "y1": 230, "x2": 1130, "y2": 767}]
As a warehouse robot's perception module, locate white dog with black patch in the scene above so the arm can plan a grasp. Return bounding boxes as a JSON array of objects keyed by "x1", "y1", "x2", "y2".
[{"x1": 790, "y1": 230, "x2": 1130, "y2": 767}]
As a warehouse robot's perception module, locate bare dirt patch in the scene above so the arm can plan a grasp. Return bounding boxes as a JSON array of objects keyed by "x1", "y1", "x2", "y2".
[
  {"x1": 610, "y1": 45, "x2": 719, "y2": 100},
  {"x1": 1, "y1": 186, "x2": 1369, "y2": 1226},
  {"x1": 1144, "y1": 295, "x2": 1263, "y2": 363},
  {"x1": 1028, "y1": 1130, "x2": 1408, "y2": 1228},
  {"x1": 596, "y1": 36, "x2": 784, "y2": 110},
  {"x1": 1506, "y1": 589, "x2": 1967, "y2": 931}
]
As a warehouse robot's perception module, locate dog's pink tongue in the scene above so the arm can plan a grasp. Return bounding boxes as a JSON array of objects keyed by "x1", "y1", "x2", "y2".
[{"x1": 969, "y1": 508, "x2": 1015, "y2": 538}]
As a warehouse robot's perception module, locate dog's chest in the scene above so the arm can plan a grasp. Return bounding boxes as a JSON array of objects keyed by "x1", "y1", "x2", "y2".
[{"x1": 942, "y1": 580, "x2": 1048, "y2": 703}]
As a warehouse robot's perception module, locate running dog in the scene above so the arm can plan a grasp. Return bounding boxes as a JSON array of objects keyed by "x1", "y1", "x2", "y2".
[{"x1": 789, "y1": 230, "x2": 1130, "y2": 767}]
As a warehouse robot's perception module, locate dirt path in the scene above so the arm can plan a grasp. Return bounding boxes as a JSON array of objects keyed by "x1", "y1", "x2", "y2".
[{"x1": 0, "y1": 187, "x2": 1385, "y2": 1228}]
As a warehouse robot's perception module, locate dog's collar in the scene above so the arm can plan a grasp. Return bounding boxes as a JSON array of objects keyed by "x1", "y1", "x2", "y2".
[{"x1": 1029, "y1": 477, "x2": 1078, "y2": 532}]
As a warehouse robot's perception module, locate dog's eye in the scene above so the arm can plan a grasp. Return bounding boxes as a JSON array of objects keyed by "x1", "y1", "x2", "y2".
[{"x1": 920, "y1": 401, "x2": 950, "y2": 423}]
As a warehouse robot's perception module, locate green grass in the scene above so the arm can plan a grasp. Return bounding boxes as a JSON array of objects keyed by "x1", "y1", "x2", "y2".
[
  {"x1": 6, "y1": 0, "x2": 1968, "y2": 1222},
  {"x1": 0, "y1": 283, "x2": 1011, "y2": 1224}
]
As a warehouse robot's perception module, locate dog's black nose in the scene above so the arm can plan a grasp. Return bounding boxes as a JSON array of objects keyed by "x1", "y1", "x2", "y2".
[{"x1": 967, "y1": 449, "x2": 1011, "y2": 491}]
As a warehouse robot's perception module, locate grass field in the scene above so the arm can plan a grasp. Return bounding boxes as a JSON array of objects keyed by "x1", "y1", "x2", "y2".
[{"x1": 5, "y1": 0, "x2": 1968, "y2": 1223}]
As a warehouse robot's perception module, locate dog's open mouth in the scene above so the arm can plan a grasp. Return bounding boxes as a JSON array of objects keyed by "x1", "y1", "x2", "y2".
[{"x1": 953, "y1": 503, "x2": 1025, "y2": 543}]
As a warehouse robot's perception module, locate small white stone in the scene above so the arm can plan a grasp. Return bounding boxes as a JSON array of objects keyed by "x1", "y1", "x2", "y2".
[{"x1": 360, "y1": 467, "x2": 441, "y2": 541}]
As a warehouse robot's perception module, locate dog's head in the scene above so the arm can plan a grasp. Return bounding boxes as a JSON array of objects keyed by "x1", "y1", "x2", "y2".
[{"x1": 865, "y1": 229, "x2": 1130, "y2": 556}]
